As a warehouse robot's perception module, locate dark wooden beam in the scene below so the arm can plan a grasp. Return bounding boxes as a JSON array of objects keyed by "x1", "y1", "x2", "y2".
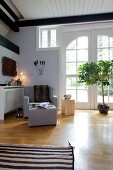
[
  {"x1": 0, "y1": 35, "x2": 19, "y2": 54},
  {"x1": 16, "y1": 13, "x2": 113, "y2": 27},
  {"x1": 0, "y1": 0, "x2": 19, "y2": 20},
  {"x1": 0, "y1": 9, "x2": 19, "y2": 32}
]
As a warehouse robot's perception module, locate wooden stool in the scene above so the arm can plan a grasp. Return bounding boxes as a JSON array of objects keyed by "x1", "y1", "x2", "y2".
[{"x1": 61, "y1": 99, "x2": 75, "y2": 115}]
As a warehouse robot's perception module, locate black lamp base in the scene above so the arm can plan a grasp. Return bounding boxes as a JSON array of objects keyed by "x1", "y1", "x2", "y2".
[
  {"x1": 16, "y1": 113, "x2": 23, "y2": 118},
  {"x1": 16, "y1": 108, "x2": 23, "y2": 118}
]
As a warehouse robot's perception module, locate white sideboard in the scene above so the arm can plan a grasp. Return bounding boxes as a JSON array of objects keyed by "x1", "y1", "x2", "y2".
[{"x1": 0, "y1": 86, "x2": 24, "y2": 120}]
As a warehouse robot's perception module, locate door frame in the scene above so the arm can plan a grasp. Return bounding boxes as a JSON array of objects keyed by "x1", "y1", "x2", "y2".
[
  {"x1": 94, "y1": 28, "x2": 113, "y2": 109},
  {"x1": 61, "y1": 30, "x2": 92, "y2": 109}
]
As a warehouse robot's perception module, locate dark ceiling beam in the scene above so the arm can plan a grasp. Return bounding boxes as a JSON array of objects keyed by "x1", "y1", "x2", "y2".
[
  {"x1": 0, "y1": 0, "x2": 19, "y2": 20},
  {"x1": 0, "y1": 9, "x2": 19, "y2": 32},
  {"x1": 16, "y1": 12, "x2": 113, "y2": 27},
  {"x1": 0, "y1": 35, "x2": 19, "y2": 54}
]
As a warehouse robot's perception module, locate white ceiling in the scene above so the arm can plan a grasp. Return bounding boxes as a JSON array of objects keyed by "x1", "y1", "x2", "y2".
[{"x1": 11, "y1": 0, "x2": 113, "y2": 20}]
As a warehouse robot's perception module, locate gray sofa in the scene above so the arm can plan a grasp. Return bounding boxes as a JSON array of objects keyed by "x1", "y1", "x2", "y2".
[{"x1": 23, "y1": 85, "x2": 57, "y2": 126}]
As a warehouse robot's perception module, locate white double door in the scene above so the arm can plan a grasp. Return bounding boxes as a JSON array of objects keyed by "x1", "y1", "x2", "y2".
[{"x1": 61, "y1": 27, "x2": 113, "y2": 109}]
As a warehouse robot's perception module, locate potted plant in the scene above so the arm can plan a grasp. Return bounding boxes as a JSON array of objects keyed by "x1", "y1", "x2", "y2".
[{"x1": 78, "y1": 60, "x2": 113, "y2": 114}]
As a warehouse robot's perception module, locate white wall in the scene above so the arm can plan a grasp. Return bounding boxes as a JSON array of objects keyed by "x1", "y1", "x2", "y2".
[
  {"x1": 6, "y1": 27, "x2": 60, "y2": 97},
  {"x1": 0, "y1": 45, "x2": 20, "y2": 84}
]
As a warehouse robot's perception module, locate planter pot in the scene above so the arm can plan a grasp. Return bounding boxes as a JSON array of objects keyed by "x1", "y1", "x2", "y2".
[{"x1": 97, "y1": 104, "x2": 109, "y2": 114}]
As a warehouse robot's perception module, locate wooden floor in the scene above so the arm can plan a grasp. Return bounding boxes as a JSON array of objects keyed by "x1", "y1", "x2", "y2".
[{"x1": 0, "y1": 110, "x2": 113, "y2": 170}]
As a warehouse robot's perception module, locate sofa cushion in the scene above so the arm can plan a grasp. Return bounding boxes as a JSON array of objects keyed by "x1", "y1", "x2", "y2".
[{"x1": 34, "y1": 85, "x2": 50, "y2": 102}]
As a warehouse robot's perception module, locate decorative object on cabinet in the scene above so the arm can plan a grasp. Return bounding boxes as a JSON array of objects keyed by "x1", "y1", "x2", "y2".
[
  {"x1": 8, "y1": 79, "x2": 15, "y2": 86},
  {"x1": 16, "y1": 78, "x2": 22, "y2": 86},
  {"x1": 8, "y1": 78, "x2": 22, "y2": 86},
  {"x1": 34, "y1": 59, "x2": 45, "y2": 75}
]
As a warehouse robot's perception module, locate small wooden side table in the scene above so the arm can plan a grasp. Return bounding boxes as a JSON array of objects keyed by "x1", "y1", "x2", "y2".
[{"x1": 61, "y1": 99, "x2": 75, "y2": 115}]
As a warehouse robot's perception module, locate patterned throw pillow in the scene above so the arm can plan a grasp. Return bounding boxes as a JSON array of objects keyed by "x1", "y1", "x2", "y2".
[{"x1": 34, "y1": 85, "x2": 50, "y2": 102}]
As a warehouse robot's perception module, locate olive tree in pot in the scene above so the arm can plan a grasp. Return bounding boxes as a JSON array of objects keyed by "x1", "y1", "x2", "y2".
[{"x1": 78, "y1": 60, "x2": 113, "y2": 114}]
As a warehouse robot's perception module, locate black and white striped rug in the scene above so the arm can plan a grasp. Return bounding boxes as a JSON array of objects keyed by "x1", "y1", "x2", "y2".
[{"x1": 0, "y1": 143, "x2": 74, "y2": 169}]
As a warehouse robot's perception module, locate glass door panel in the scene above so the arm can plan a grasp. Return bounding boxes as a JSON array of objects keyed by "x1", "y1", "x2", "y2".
[
  {"x1": 66, "y1": 36, "x2": 89, "y2": 109},
  {"x1": 66, "y1": 50, "x2": 76, "y2": 62},
  {"x1": 77, "y1": 50, "x2": 88, "y2": 61},
  {"x1": 66, "y1": 63, "x2": 77, "y2": 75}
]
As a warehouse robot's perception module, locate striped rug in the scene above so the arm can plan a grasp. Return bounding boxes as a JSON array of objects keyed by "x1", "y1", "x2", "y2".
[{"x1": 0, "y1": 143, "x2": 74, "y2": 170}]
